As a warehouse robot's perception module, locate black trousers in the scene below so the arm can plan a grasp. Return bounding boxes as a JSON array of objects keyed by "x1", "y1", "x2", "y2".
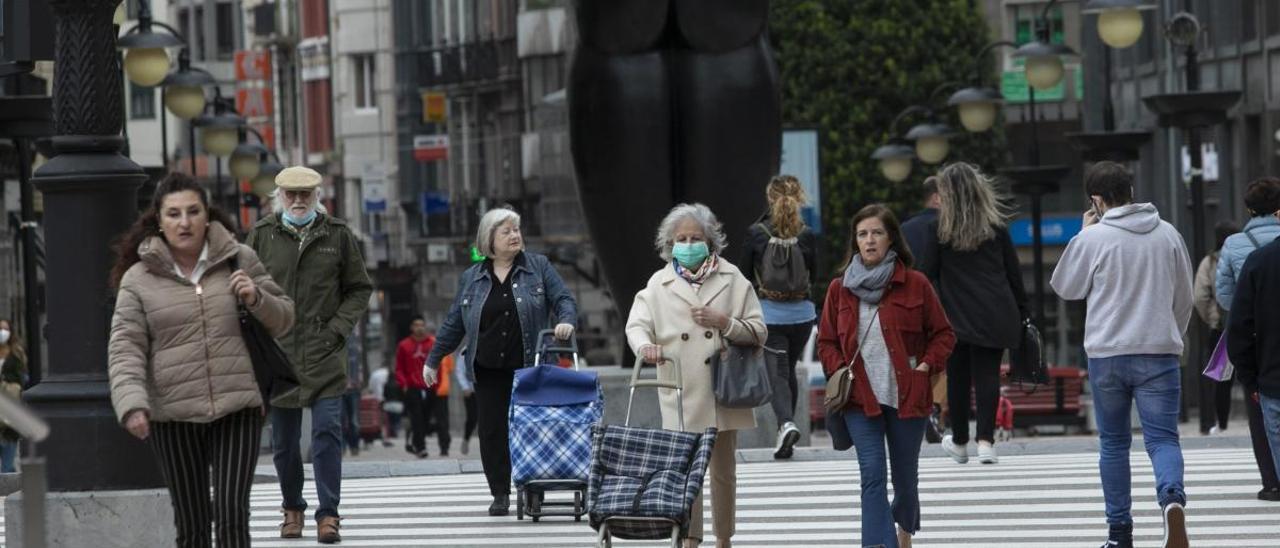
[
  {"x1": 423, "y1": 390, "x2": 452, "y2": 455},
  {"x1": 403, "y1": 387, "x2": 431, "y2": 453},
  {"x1": 765, "y1": 322, "x2": 813, "y2": 425},
  {"x1": 946, "y1": 342, "x2": 1004, "y2": 445},
  {"x1": 475, "y1": 365, "x2": 516, "y2": 497},
  {"x1": 463, "y1": 392, "x2": 478, "y2": 440},
  {"x1": 1245, "y1": 386, "x2": 1280, "y2": 489},
  {"x1": 150, "y1": 407, "x2": 264, "y2": 548}
]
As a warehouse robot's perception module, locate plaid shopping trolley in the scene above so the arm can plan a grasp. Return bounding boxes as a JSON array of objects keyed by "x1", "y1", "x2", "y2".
[
  {"x1": 587, "y1": 356, "x2": 717, "y2": 548},
  {"x1": 510, "y1": 330, "x2": 602, "y2": 521}
]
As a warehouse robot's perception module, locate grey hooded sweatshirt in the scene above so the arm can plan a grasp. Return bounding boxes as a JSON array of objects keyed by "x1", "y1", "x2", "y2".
[{"x1": 1050, "y1": 203, "x2": 1194, "y2": 358}]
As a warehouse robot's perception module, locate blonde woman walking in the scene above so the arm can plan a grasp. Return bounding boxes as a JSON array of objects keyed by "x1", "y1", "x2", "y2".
[
  {"x1": 741, "y1": 175, "x2": 817, "y2": 459},
  {"x1": 917, "y1": 162, "x2": 1028, "y2": 465}
]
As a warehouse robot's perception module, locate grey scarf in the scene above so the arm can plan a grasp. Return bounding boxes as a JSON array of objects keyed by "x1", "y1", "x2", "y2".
[{"x1": 842, "y1": 250, "x2": 897, "y2": 304}]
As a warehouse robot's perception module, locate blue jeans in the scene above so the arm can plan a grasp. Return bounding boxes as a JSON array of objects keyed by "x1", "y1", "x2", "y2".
[
  {"x1": 1259, "y1": 394, "x2": 1280, "y2": 484},
  {"x1": 340, "y1": 391, "x2": 361, "y2": 451},
  {"x1": 844, "y1": 405, "x2": 926, "y2": 548},
  {"x1": 1088, "y1": 354, "x2": 1186, "y2": 527},
  {"x1": 272, "y1": 397, "x2": 344, "y2": 520},
  {"x1": 0, "y1": 440, "x2": 16, "y2": 473}
]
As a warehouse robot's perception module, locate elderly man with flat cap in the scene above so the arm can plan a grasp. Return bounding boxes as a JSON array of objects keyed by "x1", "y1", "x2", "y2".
[{"x1": 247, "y1": 166, "x2": 373, "y2": 544}]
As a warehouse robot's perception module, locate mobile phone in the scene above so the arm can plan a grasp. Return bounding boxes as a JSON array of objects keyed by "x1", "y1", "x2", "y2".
[{"x1": 1086, "y1": 198, "x2": 1100, "y2": 218}]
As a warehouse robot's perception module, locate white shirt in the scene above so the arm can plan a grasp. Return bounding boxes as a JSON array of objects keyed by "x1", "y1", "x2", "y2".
[
  {"x1": 858, "y1": 301, "x2": 897, "y2": 408},
  {"x1": 174, "y1": 243, "x2": 211, "y2": 284}
]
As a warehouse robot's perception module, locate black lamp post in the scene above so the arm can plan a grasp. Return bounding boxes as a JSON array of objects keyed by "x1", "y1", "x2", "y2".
[
  {"x1": 944, "y1": 30, "x2": 1077, "y2": 327},
  {"x1": 28, "y1": 0, "x2": 161, "y2": 491},
  {"x1": 1066, "y1": 0, "x2": 1156, "y2": 162},
  {"x1": 193, "y1": 89, "x2": 247, "y2": 214},
  {"x1": 1140, "y1": 10, "x2": 1242, "y2": 290}
]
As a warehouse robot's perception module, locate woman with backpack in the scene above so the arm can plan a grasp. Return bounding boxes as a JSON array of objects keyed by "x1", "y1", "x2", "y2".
[
  {"x1": 917, "y1": 162, "x2": 1028, "y2": 465},
  {"x1": 741, "y1": 175, "x2": 818, "y2": 459},
  {"x1": 1215, "y1": 177, "x2": 1280, "y2": 501}
]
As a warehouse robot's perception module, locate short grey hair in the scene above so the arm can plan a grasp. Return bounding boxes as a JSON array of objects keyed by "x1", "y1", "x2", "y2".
[
  {"x1": 270, "y1": 186, "x2": 328, "y2": 215},
  {"x1": 653, "y1": 203, "x2": 727, "y2": 262},
  {"x1": 475, "y1": 208, "x2": 522, "y2": 258}
]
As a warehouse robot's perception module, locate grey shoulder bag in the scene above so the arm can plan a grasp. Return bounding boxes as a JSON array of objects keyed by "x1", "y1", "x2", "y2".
[{"x1": 711, "y1": 318, "x2": 774, "y2": 409}]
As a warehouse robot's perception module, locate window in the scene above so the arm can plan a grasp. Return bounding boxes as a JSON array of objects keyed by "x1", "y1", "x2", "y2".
[
  {"x1": 129, "y1": 81, "x2": 156, "y2": 119},
  {"x1": 1267, "y1": 0, "x2": 1280, "y2": 38},
  {"x1": 125, "y1": 0, "x2": 141, "y2": 20},
  {"x1": 353, "y1": 54, "x2": 377, "y2": 111},
  {"x1": 215, "y1": 2, "x2": 237, "y2": 59},
  {"x1": 1243, "y1": 0, "x2": 1259, "y2": 43}
]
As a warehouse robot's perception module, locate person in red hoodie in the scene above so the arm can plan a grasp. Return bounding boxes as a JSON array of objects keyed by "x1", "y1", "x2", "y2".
[
  {"x1": 817, "y1": 204, "x2": 955, "y2": 548},
  {"x1": 396, "y1": 317, "x2": 434, "y2": 457}
]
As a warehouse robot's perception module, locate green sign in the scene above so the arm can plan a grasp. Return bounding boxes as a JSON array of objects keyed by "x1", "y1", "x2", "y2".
[{"x1": 1002, "y1": 69, "x2": 1065, "y2": 103}]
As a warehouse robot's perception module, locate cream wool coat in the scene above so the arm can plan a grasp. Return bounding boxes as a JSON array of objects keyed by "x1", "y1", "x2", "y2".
[
  {"x1": 109, "y1": 222, "x2": 295, "y2": 424},
  {"x1": 626, "y1": 258, "x2": 766, "y2": 433}
]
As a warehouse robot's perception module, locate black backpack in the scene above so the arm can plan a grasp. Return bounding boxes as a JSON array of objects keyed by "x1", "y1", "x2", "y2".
[{"x1": 754, "y1": 223, "x2": 809, "y2": 300}]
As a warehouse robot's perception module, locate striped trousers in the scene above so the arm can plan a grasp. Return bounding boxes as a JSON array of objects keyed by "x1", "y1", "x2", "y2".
[{"x1": 149, "y1": 407, "x2": 264, "y2": 548}]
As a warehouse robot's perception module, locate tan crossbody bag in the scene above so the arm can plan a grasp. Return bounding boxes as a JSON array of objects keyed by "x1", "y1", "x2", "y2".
[{"x1": 823, "y1": 307, "x2": 879, "y2": 415}]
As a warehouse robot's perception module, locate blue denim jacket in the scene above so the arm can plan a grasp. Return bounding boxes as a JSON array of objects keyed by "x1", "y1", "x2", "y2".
[{"x1": 426, "y1": 251, "x2": 577, "y2": 383}]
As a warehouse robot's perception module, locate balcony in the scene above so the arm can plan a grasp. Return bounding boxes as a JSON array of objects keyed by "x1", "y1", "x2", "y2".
[{"x1": 412, "y1": 39, "x2": 517, "y2": 88}]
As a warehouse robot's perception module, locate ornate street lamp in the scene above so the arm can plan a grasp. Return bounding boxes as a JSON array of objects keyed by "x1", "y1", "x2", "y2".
[
  {"x1": 30, "y1": 0, "x2": 161, "y2": 504},
  {"x1": 162, "y1": 49, "x2": 215, "y2": 120},
  {"x1": 116, "y1": 0, "x2": 184, "y2": 87},
  {"x1": 1011, "y1": 0, "x2": 1080, "y2": 91},
  {"x1": 1084, "y1": 0, "x2": 1156, "y2": 49},
  {"x1": 193, "y1": 91, "x2": 246, "y2": 157},
  {"x1": 230, "y1": 130, "x2": 269, "y2": 180},
  {"x1": 871, "y1": 142, "x2": 916, "y2": 183}
]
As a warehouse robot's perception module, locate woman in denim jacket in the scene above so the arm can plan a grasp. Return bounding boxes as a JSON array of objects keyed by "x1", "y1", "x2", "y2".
[{"x1": 423, "y1": 207, "x2": 577, "y2": 516}]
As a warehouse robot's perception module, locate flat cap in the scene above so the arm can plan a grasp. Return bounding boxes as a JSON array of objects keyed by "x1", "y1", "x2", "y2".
[{"x1": 275, "y1": 166, "x2": 322, "y2": 190}]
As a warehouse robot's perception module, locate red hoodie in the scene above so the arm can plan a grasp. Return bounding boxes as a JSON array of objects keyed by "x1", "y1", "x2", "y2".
[{"x1": 395, "y1": 335, "x2": 435, "y2": 390}]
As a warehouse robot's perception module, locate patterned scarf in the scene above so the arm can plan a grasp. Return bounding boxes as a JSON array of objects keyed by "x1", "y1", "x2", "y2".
[{"x1": 674, "y1": 254, "x2": 720, "y2": 291}]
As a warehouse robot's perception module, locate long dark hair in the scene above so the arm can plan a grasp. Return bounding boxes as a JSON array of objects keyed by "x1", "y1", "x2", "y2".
[
  {"x1": 109, "y1": 173, "x2": 235, "y2": 288},
  {"x1": 842, "y1": 204, "x2": 914, "y2": 270}
]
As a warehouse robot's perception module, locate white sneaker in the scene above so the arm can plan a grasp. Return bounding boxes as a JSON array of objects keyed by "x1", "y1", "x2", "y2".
[
  {"x1": 1208, "y1": 425, "x2": 1221, "y2": 436},
  {"x1": 977, "y1": 442, "x2": 998, "y2": 464},
  {"x1": 941, "y1": 435, "x2": 969, "y2": 464},
  {"x1": 1162, "y1": 502, "x2": 1188, "y2": 548},
  {"x1": 774, "y1": 421, "x2": 800, "y2": 459}
]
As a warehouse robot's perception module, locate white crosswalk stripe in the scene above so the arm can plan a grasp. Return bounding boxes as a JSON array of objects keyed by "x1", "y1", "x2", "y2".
[
  {"x1": 228, "y1": 447, "x2": 1279, "y2": 547},
  {"x1": 2, "y1": 447, "x2": 1269, "y2": 546}
]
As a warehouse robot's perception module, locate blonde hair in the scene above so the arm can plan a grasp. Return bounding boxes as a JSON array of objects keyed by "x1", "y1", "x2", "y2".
[
  {"x1": 936, "y1": 162, "x2": 1011, "y2": 251},
  {"x1": 766, "y1": 175, "x2": 808, "y2": 239}
]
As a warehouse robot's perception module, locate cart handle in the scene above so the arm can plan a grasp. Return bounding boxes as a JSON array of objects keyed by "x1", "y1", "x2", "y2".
[{"x1": 626, "y1": 355, "x2": 684, "y2": 431}]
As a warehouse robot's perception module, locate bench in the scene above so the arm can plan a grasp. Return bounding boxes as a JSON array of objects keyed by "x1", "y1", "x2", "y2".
[{"x1": 996, "y1": 366, "x2": 1088, "y2": 432}]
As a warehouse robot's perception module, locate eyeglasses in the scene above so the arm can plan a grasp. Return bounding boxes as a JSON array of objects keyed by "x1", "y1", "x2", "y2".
[{"x1": 284, "y1": 190, "x2": 314, "y2": 202}]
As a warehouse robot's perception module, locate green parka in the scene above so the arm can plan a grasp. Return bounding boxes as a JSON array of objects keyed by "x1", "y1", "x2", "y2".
[{"x1": 247, "y1": 212, "x2": 373, "y2": 407}]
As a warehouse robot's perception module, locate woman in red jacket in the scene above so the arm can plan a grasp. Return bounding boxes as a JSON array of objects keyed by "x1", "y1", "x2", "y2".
[{"x1": 818, "y1": 204, "x2": 955, "y2": 548}]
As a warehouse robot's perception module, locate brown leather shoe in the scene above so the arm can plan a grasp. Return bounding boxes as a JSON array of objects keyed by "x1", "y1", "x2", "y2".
[
  {"x1": 280, "y1": 509, "x2": 303, "y2": 539},
  {"x1": 317, "y1": 515, "x2": 342, "y2": 544}
]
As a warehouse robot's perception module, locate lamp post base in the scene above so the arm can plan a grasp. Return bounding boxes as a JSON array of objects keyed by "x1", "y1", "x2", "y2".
[{"x1": 5, "y1": 489, "x2": 175, "y2": 548}]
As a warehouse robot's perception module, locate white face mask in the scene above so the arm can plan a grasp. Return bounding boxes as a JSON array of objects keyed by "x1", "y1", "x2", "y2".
[{"x1": 0, "y1": 330, "x2": 10, "y2": 345}]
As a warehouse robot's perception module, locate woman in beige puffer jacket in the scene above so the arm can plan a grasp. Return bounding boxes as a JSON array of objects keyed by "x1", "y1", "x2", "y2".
[{"x1": 108, "y1": 174, "x2": 294, "y2": 548}]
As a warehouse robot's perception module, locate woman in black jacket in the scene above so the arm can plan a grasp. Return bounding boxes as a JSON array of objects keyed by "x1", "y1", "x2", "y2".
[
  {"x1": 919, "y1": 162, "x2": 1028, "y2": 465},
  {"x1": 740, "y1": 175, "x2": 818, "y2": 459}
]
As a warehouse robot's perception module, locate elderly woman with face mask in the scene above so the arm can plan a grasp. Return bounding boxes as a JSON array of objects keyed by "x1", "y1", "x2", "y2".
[
  {"x1": 108, "y1": 174, "x2": 295, "y2": 548},
  {"x1": 817, "y1": 204, "x2": 955, "y2": 548},
  {"x1": 423, "y1": 207, "x2": 577, "y2": 516},
  {"x1": 625, "y1": 203, "x2": 766, "y2": 548}
]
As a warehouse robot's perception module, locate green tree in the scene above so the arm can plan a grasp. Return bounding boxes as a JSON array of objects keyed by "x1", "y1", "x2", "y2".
[{"x1": 770, "y1": 0, "x2": 1009, "y2": 269}]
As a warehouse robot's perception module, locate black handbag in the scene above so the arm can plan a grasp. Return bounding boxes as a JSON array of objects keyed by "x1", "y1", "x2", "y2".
[
  {"x1": 711, "y1": 319, "x2": 774, "y2": 409},
  {"x1": 229, "y1": 256, "x2": 300, "y2": 406},
  {"x1": 1008, "y1": 318, "x2": 1048, "y2": 386}
]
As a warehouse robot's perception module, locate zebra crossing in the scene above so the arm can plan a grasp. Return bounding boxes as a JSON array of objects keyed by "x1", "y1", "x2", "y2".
[{"x1": 239, "y1": 447, "x2": 1280, "y2": 547}]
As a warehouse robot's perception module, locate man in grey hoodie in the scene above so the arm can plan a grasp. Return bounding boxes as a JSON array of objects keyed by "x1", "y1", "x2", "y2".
[{"x1": 1050, "y1": 161, "x2": 1193, "y2": 548}]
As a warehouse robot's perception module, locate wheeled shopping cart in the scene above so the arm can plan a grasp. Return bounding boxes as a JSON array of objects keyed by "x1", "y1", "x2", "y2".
[
  {"x1": 510, "y1": 330, "x2": 602, "y2": 521},
  {"x1": 587, "y1": 356, "x2": 717, "y2": 547}
]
